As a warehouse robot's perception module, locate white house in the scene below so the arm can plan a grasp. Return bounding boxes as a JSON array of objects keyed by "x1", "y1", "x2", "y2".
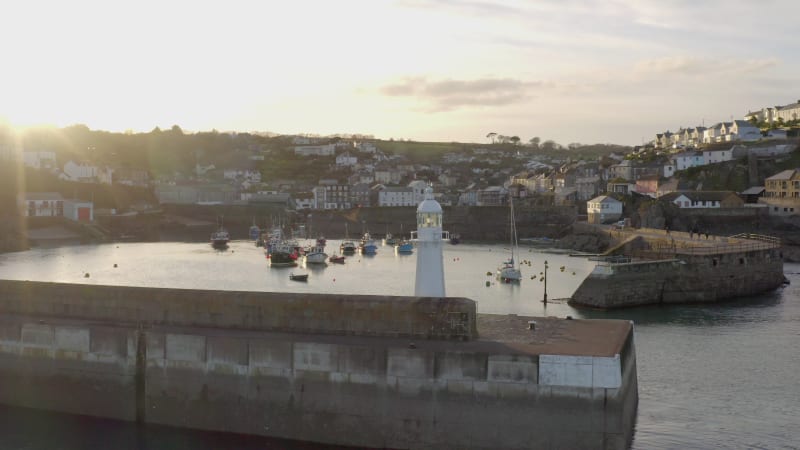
[
  {"x1": 587, "y1": 195, "x2": 623, "y2": 224},
  {"x1": 408, "y1": 180, "x2": 429, "y2": 204},
  {"x1": 671, "y1": 151, "x2": 705, "y2": 171},
  {"x1": 378, "y1": 186, "x2": 415, "y2": 207},
  {"x1": 62, "y1": 161, "x2": 99, "y2": 183},
  {"x1": 19, "y1": 192, "x2": 64, "y2": 217},
  {"x1": 354, "y1": 141, "x2": 377, "y2": 154},
  {"x1": 223, "y1": 169, "x2": 261, "y2": 182},
  {"x1": 702, "y1": 148, "x2": 733, "y2": 165},
  {"x1": 63, "y1": 199, "x2": 94, "y2": 222},
  {"x1": 728, "y1": 120, "x2": 761, "y2": 141},
  {"x1": 335, "y1": 152, "x2": 358, "y2": 166},
  {"x1": 294, "y1": 144, "x2": 336, "y2": 156},
  {"x1": 23, "y1": 151, "x2": 56, "y2": 170}
]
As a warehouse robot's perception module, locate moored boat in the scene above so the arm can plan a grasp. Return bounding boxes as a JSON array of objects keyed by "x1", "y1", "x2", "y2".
[
  {"x1": 496, "y1": 198, "x2": 522, "y2": 282},
  {"x1": 340, "y1": 240, "x2": 357, "y2": 254},
  {"x1": 360, "y1": 232, "x2": 378, "y2": 255},
  {"x1": 289, "y1": 273, "x2": 308, "y2": 282},
  {"x1": 329, "y1": 254, "x2": 345, "y2": 264},
  {"x1": 396, "y1": 239, "x2": 413, "y2": 254},
  {"x1": 211, "y1": 217, "x2": 230, "y2": 249},
  {"x1": 304, "y1": 237, "x2": 328, "y2": 264}
]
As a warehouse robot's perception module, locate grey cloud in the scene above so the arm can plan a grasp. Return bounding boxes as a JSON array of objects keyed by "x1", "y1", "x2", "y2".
[
  {"x1": 380, "y1": 76, "x2": 539, "y2": 111},
  {"x1": 634, "y1": 56, "x2": 780, "y2": 77}
]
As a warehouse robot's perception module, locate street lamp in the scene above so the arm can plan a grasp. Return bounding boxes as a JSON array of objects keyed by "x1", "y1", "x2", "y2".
[{"x1": 542, "y1": 260, "x2": 548, "y2": 304}]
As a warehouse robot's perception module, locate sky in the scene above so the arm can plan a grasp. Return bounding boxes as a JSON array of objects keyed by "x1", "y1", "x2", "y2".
[{"x1": 1, "y1": 0, "x2": 798, "y2": 146}]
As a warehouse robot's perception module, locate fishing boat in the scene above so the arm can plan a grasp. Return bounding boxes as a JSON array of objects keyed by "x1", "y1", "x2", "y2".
[
  {"x1": 304, "y1": 237, "x2": 328, "y2": 264},
  {"x1": 396, "y1": 239, "x2": 413, "y2": 254},
  {"x1": 289, "y1": 273, "x2": 308, "y2": 282},
  {"x1": 359, "y1": 232, "x2": 377, "y2": 255},
  {"x1": 497, "y1": 198, "x2": 522, "y2": 282},
  {"x1": 210, "y1": 217, "x2": 230, "y2": 249},
  {"x1": 383, "y1": 232, "x2": 398, "y2": 246},
  {"x1": 340, "y1": 223, "x2": 357, "y2": 254}
]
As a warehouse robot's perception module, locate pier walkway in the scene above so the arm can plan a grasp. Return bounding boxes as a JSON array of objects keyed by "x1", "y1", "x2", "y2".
[{"x1": 603, "y1": 226, "x2": 781, "y2": 258}]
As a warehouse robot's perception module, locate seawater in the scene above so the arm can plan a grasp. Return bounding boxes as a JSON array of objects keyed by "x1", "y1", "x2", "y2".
[{"x1": 0, "y1": 241, "x2": 798, "y2": 449}]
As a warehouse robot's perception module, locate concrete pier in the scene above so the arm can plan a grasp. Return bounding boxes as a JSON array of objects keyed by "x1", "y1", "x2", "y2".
[{"x1": 0, "y1": 280, "x2": 637, "y2": 449}]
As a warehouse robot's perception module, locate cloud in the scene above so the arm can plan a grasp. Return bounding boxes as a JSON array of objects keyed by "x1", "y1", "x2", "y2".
[
  {"x1": 379, "y1": 76, "x2": 543, "y2": 111},
  {"x1": 633, "y1": 56, "x2": 780, "y2": 78}
]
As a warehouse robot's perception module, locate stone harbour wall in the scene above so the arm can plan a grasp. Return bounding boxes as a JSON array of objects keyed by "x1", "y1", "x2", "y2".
[
  {"x1": 570, "y1": 248, "x2": 784, "y2": 308},
  {"x1": 0, "y1": 280, "x2": 476, "y2": 341},
  {"x1": 0, "y1": 281, "x2": 637, "y2": 449}
]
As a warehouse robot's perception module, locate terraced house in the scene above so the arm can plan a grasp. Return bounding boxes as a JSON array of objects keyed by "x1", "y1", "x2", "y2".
[{"x1": 759, "y1": 169, "x2": 800, "y2": 216}]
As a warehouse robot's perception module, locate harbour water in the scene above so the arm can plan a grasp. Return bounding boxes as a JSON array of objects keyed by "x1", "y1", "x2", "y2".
[{"x1": 0, "y1": 240, "x2": 798, "y2": 449}]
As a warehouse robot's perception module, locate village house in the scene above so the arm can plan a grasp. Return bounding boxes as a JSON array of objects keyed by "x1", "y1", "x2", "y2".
[
  {"x1": 476, "y1": 186, "x2": 506, "y2": 206},
  {"x1": 23, "y1": 151, "x2": 57, "y2": 170},
  {"x1": 294, "y1": 144, "x2": 336, "y2": 157},
  {"x1": 223, "y1": 168, "x2": 261, "y2": 183},
  {"x1": 758, "y1": 169, "x2": 800, "y2": 216},
  {"x1": 18, "y1": 192, "x2": 94, "y2": 222},
  {"x1": 634, "y1": 174, "x2": 660, "y2": 198},
  {"x1": 659, "y1": 191, "x2": 744, "y2": 209},
  {"x1": 575, "y1": 176, "x2": 601, "y2": 201},
  {"x1": 335, "y1": 152, "x2": 358, "y2": 167},
  {"x1": 293, "y1": 192, "x2": 315, "y2": 210},
  {"x1": 377, "y1": 186, "x2": 415, "y2": 207},
  {"x1": 19, "y1": 192, "x2": 64, "y2": 217},
  {"x1": 672, "y1": 151, "x2": 705, "y2": 171},
  {"x1": 586, "y1": 195, "x2": 623, "y2": 224}
]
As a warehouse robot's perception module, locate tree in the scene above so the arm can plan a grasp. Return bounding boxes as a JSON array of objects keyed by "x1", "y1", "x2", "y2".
[
  {"x1": 510, "y1": 136, "x2": 520, "y2": 146},
  {"x1": 529, "y1": 137, "x2": 540, "y2": 149},
  {"x1": 486, "y1": 132, "x2": 497, "y2": 144},
  {"x1": 541, "y1": 140, "x2": 558, "y2": 151}
]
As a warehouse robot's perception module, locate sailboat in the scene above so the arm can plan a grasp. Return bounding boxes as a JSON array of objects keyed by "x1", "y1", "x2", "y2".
[{"x1": 497, "y1": 197, "x2": 522, "y2": 282}]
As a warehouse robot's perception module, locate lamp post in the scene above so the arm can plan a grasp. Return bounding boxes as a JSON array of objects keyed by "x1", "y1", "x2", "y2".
[{"x1": 542, "y1": 260, "x2": 548, "y2": 305}]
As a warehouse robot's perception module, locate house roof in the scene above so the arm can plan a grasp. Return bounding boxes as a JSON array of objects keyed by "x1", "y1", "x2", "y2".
[
  {"x1": 765, "y1": 169, "x2": 797, "y2": 181},
  {"x1": 740, "y1": 186, "x2": 765, "y2": 195},
  {"x1": 660, "y1": 191, "x2": 739, "y2": 202},
  {"x1": 588, "y1": 195, "x2": 621, "y2": 204}
]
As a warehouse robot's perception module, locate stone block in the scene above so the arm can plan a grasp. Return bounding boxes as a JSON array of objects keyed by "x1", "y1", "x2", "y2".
[
  {"x1": 0, "y1": 323, "x2": 20, "y2": 343},
  {"x1": 435, "y1": 351, "x2": 487, "y2": 381},
  {"x1": 293, "y1": 342, "x2": 337, "y2": 372},
  {"x1": 21, "y1": 323, "x2": 54, "y2": 347},
  {"x1": 339, "y1": 345, "x2": 385, "y2": 376},
  {"x1": 487, "y1": 354, "x2": 537, "y2": 384},
  {"x1": 249, "y1": 339, "x2": 292, "y2": 369},
  {"x1": 539, "y1": 354, "x2": 593, "y2": 387},
  {"x1": 387, "y1": 348, "x2": 434, "y2": 378},
  {"x1": 165, "y1": 334, "x2": 206, "y2": 363},
  {"x1": 90, "y1": 328, "x2": 128, "y2": 358},
  {"x1": 592, "y1": 355, "x2": 622, "y2": 388},
  {"x1": 55, "y1": 327, "x2": 90, "y2": 353},
  {"x1": 208, "y1": 336, "x2": 248, "y2": 366},
  {"x1": 145, "y1": 332, "x2": 165, "y2": 360}
]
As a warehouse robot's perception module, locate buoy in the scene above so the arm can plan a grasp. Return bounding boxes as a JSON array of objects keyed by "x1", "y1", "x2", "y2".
[
  {"x1": 485, "y1": 281, "x2": 490, "y2": 287},
  {"x1": 113, "y1": 264, "x2": 117, "y2": 268},
  {"x1": 84, "y1": 273, "x2": 90, "y2": 278},
  {"x1": 486, "y1": 271, "x2": 492, "y2": 276}
]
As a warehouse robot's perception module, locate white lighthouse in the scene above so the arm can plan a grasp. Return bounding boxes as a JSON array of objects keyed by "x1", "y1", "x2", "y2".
[{"x1": 413, "y1": 186, "x2": 446, "y2": 297}]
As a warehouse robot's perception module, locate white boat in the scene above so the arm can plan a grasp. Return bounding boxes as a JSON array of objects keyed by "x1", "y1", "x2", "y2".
[
  {"x1": 304, "y1": 238, "x2": 328, "y2": 264},
  {"x1": 497, "y1": 198, "x2": 522, "y2": 282}
]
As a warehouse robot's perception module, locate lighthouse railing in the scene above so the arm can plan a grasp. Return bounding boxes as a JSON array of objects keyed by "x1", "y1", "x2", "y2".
[{"x1": 410, "y1": 230, "x2": 450, "y2": 241}]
